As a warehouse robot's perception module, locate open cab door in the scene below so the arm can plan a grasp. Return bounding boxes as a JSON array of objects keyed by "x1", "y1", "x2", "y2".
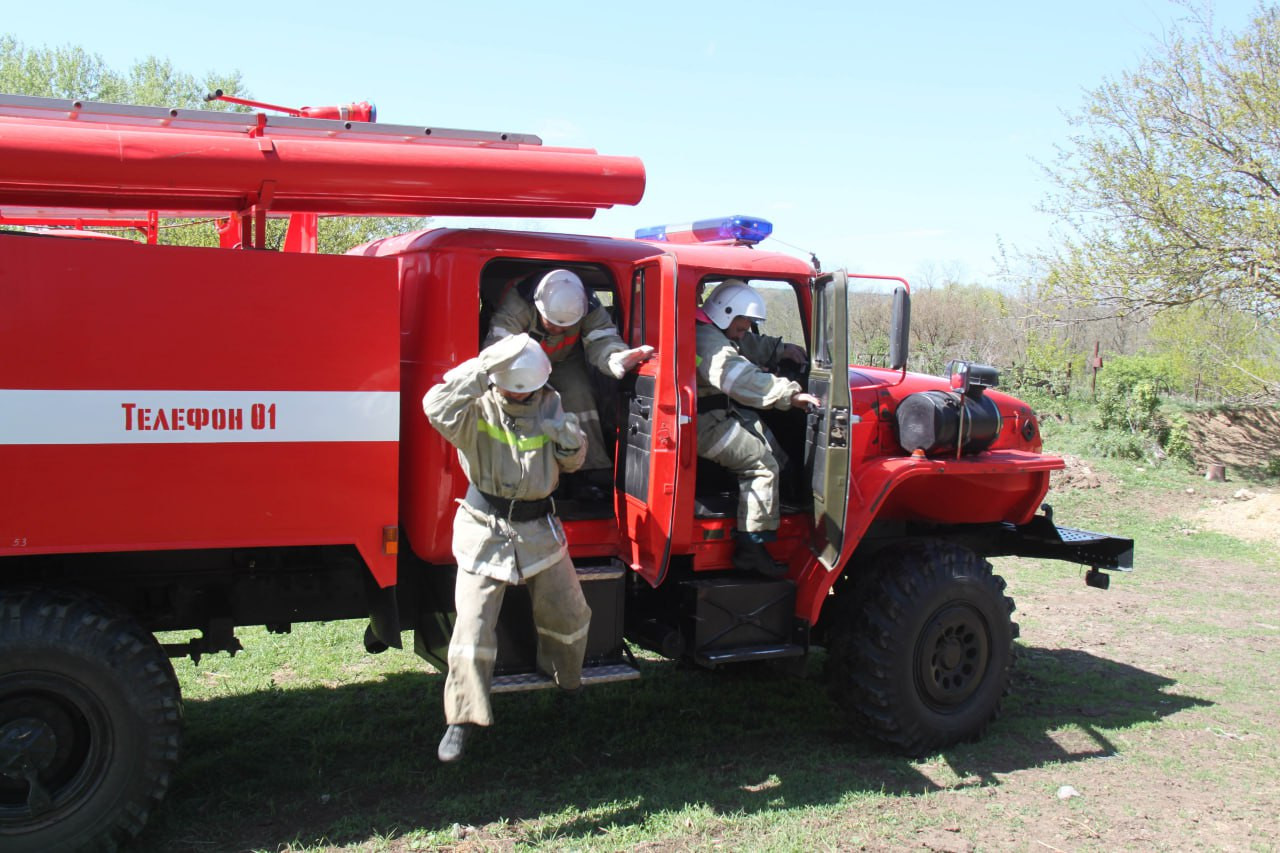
[
  {"x1": 807, "y1": 270, "x2": 852, "y2": 569},
  {"x1": 619, "y1": 253, "x2": 683, "y2": 585}
]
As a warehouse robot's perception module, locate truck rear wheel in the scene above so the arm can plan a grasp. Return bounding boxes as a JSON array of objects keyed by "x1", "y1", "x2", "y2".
[
  {"x1": 0, "y1": 588, "x2": 182, "y2": 852},
  {"x1": 826, "y1": 541, "x2": 1017, "y2": 756}
]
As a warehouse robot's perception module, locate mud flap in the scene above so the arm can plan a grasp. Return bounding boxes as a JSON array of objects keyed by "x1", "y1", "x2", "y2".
[{"x1": 362, "y1": 569, "x2": 403, "y2": 652}]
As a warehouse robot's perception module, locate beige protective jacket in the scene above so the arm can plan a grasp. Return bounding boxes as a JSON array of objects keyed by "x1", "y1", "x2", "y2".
[
  {"x1": 695, "y1": 322, "x2": 802, "y2": 410},
  {"x1": 422, "y1": 356, "x2": 587, "y2": 584},
  {"x1": 486, "y1": 288, "x2": 632, "y2": 379}
]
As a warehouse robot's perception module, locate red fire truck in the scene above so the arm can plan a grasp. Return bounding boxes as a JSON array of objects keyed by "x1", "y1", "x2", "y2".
[{"x1": 0, "y1": 94, "x2": 1132, "y2": 851}]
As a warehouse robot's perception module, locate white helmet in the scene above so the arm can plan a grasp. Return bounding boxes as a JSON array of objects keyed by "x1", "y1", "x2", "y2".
[
  {"x1": 703, "y1": 279, "x2": 766, "y2": 330},
  {"x1": 489, "y1": 338, "x2": 552, "y2": 393},
  {"x1": 533, "y1": 269, "x2": 587, "y2": 327}
]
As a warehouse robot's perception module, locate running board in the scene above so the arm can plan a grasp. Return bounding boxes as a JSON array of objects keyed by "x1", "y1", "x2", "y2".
[
  {"x1": 490, "y1": 662, "x2": 640, "y2": 694},
  {"x1": 694, "y1": 643, "x2": 806, "y2": 667}
]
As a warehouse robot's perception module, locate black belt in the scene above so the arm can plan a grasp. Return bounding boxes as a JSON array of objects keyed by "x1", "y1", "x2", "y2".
[
  {"x1": 697, "y1": 393, "x2": 729, "y2": 414},
  {"x1": 476, "y1": 489, "x2": 554, "y2": 522}
]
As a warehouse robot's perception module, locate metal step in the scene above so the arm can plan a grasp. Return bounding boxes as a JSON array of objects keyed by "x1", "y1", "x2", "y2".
[
  {"x1": 576, "y1": 562, "x2": 625, "y2": 582},
  {"x1": 694, "y1": 643, "x2": 806, "y2": 667},
  {"x1": 490, "y1": 661, "x2": 640, "y2": 694}
]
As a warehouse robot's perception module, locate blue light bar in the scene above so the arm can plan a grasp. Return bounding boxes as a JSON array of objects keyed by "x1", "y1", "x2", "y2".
[{"x1": 635, "y1": 215, "x2": 773, "y2": 245}]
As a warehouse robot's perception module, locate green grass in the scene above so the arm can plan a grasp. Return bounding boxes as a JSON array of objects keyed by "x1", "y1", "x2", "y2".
[{"x1": 132, "y1": 403, "x2": 1280, "y2": 851}]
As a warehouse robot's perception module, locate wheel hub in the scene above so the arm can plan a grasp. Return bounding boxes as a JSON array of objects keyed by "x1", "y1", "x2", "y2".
[
  {"x1": 0, "y1": 687, "x2": 92, "y2": 816},
  {"x1": 916, "y1": 603, "x2": 990, "y2": 710},
  {"x1": 0, "y1": 717, "x2": 58, "y2": 779}
]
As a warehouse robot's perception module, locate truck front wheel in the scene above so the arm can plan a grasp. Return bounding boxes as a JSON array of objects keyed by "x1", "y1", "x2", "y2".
[
  {"x1": 0, "y1": 588, "x2": 182, "y2": 852},
  {"x1": 825, "y1": 541, "x2": 1017, "y2": 756}
]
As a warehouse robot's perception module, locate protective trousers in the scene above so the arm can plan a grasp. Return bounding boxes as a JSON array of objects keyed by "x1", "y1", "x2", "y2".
[
  {"x1": 443, "y1": 556, "x2": 592, "y2": 726},
  {"x1": 549, "y1": 351, "x2": 611, "y2": 472},
  {"x1": 696, "y1": 408, "x2": 781, "y2": 533}
]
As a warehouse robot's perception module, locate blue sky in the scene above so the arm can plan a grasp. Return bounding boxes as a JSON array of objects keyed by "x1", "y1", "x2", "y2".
[{"x1": 4, "y1": 1, "x2": 1258, "y2": 283}]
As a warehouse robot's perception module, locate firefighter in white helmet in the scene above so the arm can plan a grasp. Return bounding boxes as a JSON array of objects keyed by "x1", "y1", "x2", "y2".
[
  {"x1": 696, "y1": 279, "x2": 820, "y2": 576},
  {"x1": 485, "y1": 269, "x2": 653, "y2": 500},
  {"x1": 422, "y1": 333, "x2": 592, "y2": 762}
]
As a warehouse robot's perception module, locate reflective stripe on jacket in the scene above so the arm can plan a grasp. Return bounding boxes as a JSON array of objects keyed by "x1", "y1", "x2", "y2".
[{"x1": 423, "y1": 357, "x2": 587, "y2": 582}]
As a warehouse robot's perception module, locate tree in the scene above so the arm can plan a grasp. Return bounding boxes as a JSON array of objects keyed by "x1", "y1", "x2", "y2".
[
  {"x1": 1036, "y1": 4, "x2": 1280, "y2": 321},
  {"x1": 1147, "y1": 303, "x2": 1280, "y2": 398},
  {"x1": 1, "y1": 35, "x2": 248, "y2": 108}
]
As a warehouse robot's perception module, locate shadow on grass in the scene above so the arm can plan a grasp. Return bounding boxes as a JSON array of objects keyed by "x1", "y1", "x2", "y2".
[{"x1": 134, "y1": 645, "x2": 1210, "y2": 851}]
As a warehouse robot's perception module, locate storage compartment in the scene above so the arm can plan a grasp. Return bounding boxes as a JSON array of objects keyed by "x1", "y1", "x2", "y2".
[{"x1": 681, "y1": 577, "x2": 796, "y2": 664}]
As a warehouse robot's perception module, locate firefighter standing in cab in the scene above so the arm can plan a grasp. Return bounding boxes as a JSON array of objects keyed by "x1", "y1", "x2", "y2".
[
  {"x1": 422, "y1": 333, "x2": 592, "y2": 763},
  {"x1": 695, "y1": 279, "x2": 820, "y2": 576},
  {"x1": 485, "y1": 269, "x2": 653, "y2": 500}
]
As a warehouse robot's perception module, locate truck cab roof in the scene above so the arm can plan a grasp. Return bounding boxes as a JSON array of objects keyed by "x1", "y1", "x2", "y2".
[{"x1": 350, "y1": 226, "x2": 818, "y2": 283}]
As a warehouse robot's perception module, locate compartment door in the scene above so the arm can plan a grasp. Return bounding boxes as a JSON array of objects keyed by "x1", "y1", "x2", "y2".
[{"x1": 806, "y1": 270, "x2": 852, "y2": 569}]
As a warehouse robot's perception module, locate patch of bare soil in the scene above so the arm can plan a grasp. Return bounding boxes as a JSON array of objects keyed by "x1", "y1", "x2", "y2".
[
  {"x1": 968, "y1": 550, "x2": 1280, "y2": 853},
  {"x1": 1198, "y1": 489, "x2": 1280, "y2": 548},
  {"x1": 1049, "y1": 454, "x2": 1115, "y2": 491},
  {"x1": 1175, "y1": 405, "x2": 1280, "y2": 547}
]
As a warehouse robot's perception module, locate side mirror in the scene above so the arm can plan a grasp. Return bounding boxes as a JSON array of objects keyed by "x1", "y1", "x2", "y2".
[{"x1": 888, "y1": 286, "x2": 910, "y2": 370}]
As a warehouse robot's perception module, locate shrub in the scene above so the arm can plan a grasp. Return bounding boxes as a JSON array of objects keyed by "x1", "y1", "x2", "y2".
[
  {"x1": 1163, "y1": 416, "x2": 1194, "y2": 464},
  {"x1": 1265, "y1": 455, "x2": 1280, "y2": 479}
]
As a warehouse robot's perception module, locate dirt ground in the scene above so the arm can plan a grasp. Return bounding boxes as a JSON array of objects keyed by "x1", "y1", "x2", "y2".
[
  {"x1": 1184, "y1": 404, "x2": 1280, "y2": 548},
  {"x1": 971, "y1": 409, "x2": 1280, "y2": 853}
]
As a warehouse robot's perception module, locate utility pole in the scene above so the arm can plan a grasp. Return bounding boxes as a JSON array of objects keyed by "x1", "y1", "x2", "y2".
[{"x1": 1091, "y1": 342, "x2": 1103, "y2": 398}]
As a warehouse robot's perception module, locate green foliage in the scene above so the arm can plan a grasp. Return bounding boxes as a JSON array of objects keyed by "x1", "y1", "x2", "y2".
[
  {"x1": 1020, "y1": 330, "x2": 1076, "y2": 376},
  {"x1": 151, "y1": 215, "x2": 432, "y2": 254},
  {"x1": 1098, "y1": 353, "x2": 1178, "y2": 397},
  {"x1": 1, "y1": 34, "x2": 248, "y2": 107},
  {"x1": 1148, "y1": 303, "x2": 1280, "y2": 399},
  {"x1": 1036, "y1": 6, "x2": 1280, "y2": 319},
  {"x1": 1095, "y1": 379, "x2": 1160, "y2": 433},
  {"x1": 1265, "y1": 455, "x2": 1280, "y2": 478},
  {"x1": 1163, "y1": 415, "x2": 1195, "y2": 464},
  {"x1": 1089, "y1": 354, "x2": 1189, "y2": 462},
  {"x1": 317, "y1": 216, "x2": 432, "y2": 254}
]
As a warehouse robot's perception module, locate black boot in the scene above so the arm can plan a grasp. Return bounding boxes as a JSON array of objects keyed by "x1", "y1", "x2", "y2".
[
  {"x1": 732, "y1": 532, "x2": 786, "y2": 578},
  {"x1": 437, "y1": 723, "x2": 474, "y2": 763}
]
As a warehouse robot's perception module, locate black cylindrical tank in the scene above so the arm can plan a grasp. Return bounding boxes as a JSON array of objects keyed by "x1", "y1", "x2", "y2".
[{"x1": 895, "y1": 390, "x2": 1002, "y2": 456}]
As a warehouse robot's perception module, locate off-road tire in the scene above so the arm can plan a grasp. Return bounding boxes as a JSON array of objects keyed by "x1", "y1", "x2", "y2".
[
  {"x1": 0, "y1": 587, "x2": 183, "y2": 852},
  {"x1": 825, "y1": 541, "x2": 1017, "y2": 756}
]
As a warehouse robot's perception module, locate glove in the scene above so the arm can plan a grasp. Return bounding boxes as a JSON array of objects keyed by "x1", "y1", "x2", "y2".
[
  {"x1": 606, "y1": 345, "x2": 656, "y2": 378},
  {"x1": 545, "y1": 411, "x2": 587, "y2": 450},
  {"x1": 478, "y1": 332, "x2": 532, "y2": 371}
]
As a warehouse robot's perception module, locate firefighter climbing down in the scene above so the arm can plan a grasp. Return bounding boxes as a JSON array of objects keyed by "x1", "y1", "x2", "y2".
[{"x1": 422, "y1": 333, "x2": 593, "y2": 762}]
